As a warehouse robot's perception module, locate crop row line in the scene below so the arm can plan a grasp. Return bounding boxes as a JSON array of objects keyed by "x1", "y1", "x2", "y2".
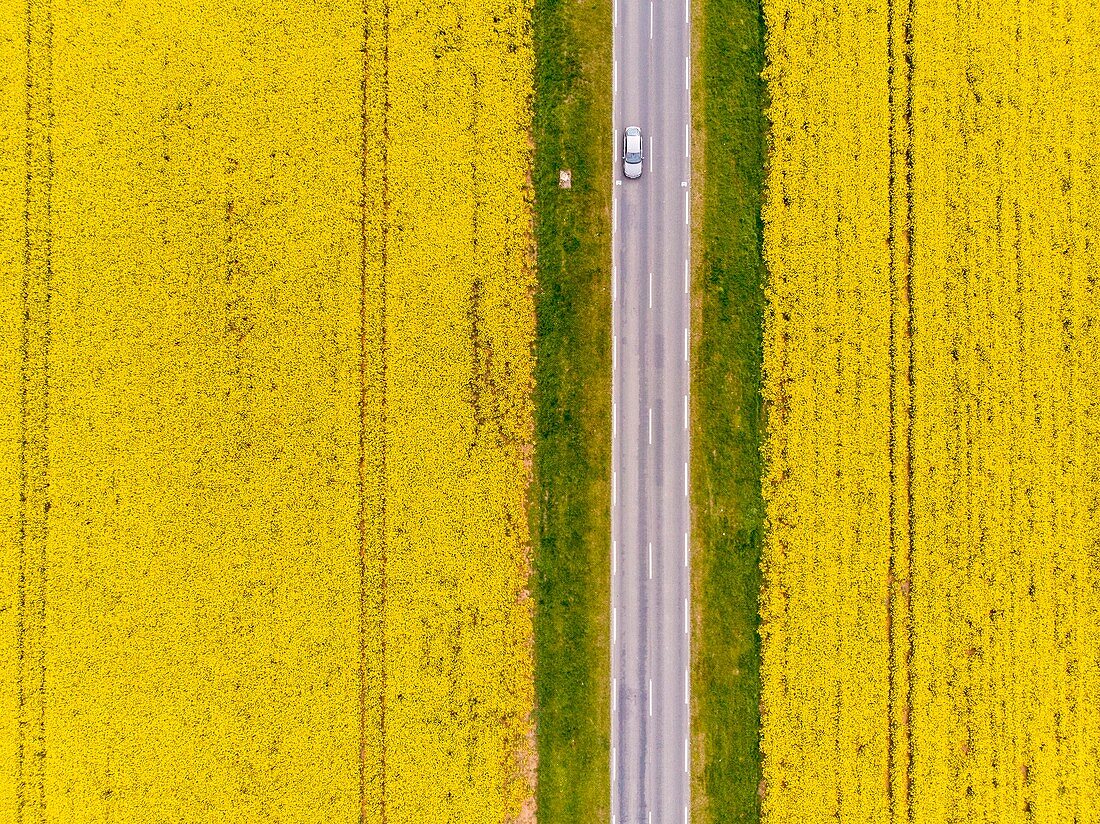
[
  {"x1": 886, "y1": 0, "x2": 916, "y2": 816},
  {"x1": 18, "y1": 0, "x2": 53, "y2": 819},
  {"x1": 360, "y1": 0, "x2": 391, "y2": 818}
]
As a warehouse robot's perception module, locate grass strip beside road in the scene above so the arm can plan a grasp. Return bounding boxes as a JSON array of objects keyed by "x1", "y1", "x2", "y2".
[
  {"x1": 530, "y1": 0, "x2": 612, "y2": 817},
  {"x1": 691, "y1": 0, "x2": 767, "y2": 818}
]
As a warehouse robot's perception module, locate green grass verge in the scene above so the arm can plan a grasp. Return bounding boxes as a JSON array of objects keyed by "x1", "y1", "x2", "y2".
[
  {"x1": 691, "y1": 0, "x2": 767, "y2": 817},
  {"x1": 529, "y1": 0, "x2": 611, "y2": 816}
]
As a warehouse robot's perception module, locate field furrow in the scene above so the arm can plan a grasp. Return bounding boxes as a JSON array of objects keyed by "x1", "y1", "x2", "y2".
[
  {"x1": 1, "y1": 3, "x2": 29, "y2": 820},
  {"x1": 16, "y1": 2, "x2": 52, "y2": 820},
  {"x1": 885, "y1": 0, "x2": 914, "y2": 813}
]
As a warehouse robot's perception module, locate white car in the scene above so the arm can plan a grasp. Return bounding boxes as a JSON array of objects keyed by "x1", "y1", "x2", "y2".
[{"x1": 623, "y1": 126, "x2": 643, "y2": 179}]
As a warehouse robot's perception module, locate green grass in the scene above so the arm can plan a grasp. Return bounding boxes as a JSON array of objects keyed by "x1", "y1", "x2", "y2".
[
  {"x1": 528, "y1": 0, "x2": 612, "y2": 816},
  {"x1": 690, "y1": 0, "x2": 768, "y2": 818}
]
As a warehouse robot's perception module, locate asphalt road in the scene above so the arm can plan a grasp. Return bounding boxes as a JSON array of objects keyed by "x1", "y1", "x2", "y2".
[{"x1": 610, "y1": 0, "x2": 692, "y2": 817}]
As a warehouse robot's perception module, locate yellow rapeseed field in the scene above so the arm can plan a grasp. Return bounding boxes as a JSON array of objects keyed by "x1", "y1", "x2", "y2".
[
  {"x1": 364, "y1": 0, "x2": 537, "y2": 817},
  {"x1": 908, "y1": 0, "x2": 1100, "y2": 819},
  {"x1": 2, "y1": 2, "x2": 27, "y2": 820},
  {"x1": 759, "y1": 0, "x2": 893, "y2": 818},
  {"x1": 3, "y1": 0, "x2": 534, "y2": 821},
  {"x1": 761, "y1": 0, "x2": 1100, "y2": 821}
]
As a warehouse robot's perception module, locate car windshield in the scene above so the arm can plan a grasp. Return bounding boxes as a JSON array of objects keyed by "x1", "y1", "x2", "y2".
[{"x1": 626, "y1": 151, "x2": 642, "y2": 163}]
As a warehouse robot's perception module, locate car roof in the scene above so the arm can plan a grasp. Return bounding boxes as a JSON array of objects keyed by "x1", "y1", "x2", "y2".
[{"x1": 626, "y1": 133, "x2": 642, "y2": 151}]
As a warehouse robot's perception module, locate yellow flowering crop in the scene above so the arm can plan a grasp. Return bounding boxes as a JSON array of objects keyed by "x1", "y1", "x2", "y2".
[
  {"x1": 364, "y1": 0, "x2": 537, "y2": 816},
  {"x1": 4, "y1": 0, "x2": 533, "y2": 820},
  {"x1": 760, "y1": 0, "x2": 894, "y2": 818},
  {"x1": 908, "y1": 0, "x2": 1100, "y2": 819},
  {"x1": 761, "y1": 0, "x2": 1100, "y2": 820},
  {"x1": 1, "y1": 1, "x2": 29, "y2": 818}
]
